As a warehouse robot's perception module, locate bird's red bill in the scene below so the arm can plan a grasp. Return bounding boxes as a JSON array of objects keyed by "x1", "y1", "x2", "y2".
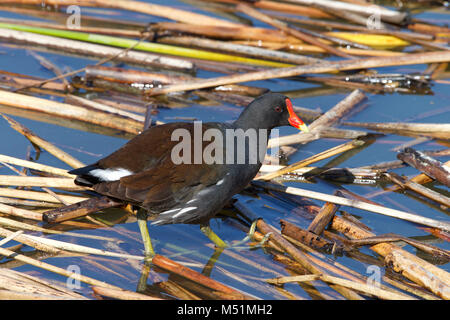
[{"x1": 286, "y1": 98, "x2": 309, "y2": 132}]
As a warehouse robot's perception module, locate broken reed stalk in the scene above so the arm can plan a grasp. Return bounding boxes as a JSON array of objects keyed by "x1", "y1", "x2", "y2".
[
  {"x1": 0, "y1": 29, "x2": 192, "y2": 72},
  {"x1": 236, "y1": 4, "x2": 353, "y2": 58},
  {"x1": 27, "y1": 50, "x2": 72, "y2": 90},
  {"x1": 307, "y1": 201, "x2": 340, "y2": 235},
  {"x1": 2, "y1": 114, "x2": 84, "y2": 168},
  {"x1": 268, "y1": 127, "x2": 369, "y2": 148},
  {"x1": 258, "y1": 139, "x2": 365, "y2": 181},
  {"x1": 384, "y1": 173, "x2": 450, "y2": 208},
  {"x1": 153, "y1": 22, "x2": 301, "y2": 43},
  {"x1": 0, "y1": 188, "x2": 87, "y2": 204},
  {"x1": 0, "y1": 290, "x2": 73, "y2": 300},
  {"x1": 0, "y1": 197, "x2": 60, "y2": 208},
  {"x1": 22, "y1": 234, "x2": 144, "y2": 260},
  {"x1": 66, "y1": 95, "x2": 146, "y2": 123},
  {"x1": 266, "y1": 274, "x2": 413, "y2": 300},
  {"x1": 252, "y1": 181, "x2": 450, "y2": 232},
  {"x1": 330, "y1": 215, "x2": 450, "y2": 299},
  {"x1": 280, "y1": 220, "x2": 334, "y2": 252},
  {"x1": 0, "y1": 73, "x2": 66, "y2": 94},
  {"x1": 0, "y1": 245, "x2": 121, "y2": 290},
  {"x1": 253, "y1": 219, "x2": 363, "y2": 299},
  {"x1": 259, "y1": 165, "x2": 381, "y2": 185},
  {"x1": 277, "y1": 15, "x2": 432, "y2": 41},
  {"x1": 0, "y1": 23, "x2": 292, "y2": 68},
  {"x1": 397, "y1": 148, "x2": 450, "y2": 187},
  {"x1": 235, "y1": 40, "x2": 406, "y2": 57},
  {"x1": 151, "y1": 254, "x2": 251, "y2": 299},
  {"x1": 0, "y1": 216, "x2": 114, "y2": 241},
  {"x1": 285, "y1": 0, "x2": 408, "y2": 24},
  {"x1": 236, "y1": 202, "x2": 365, "y2": 299},
  {"x1": 0, "y1": 203, "x2": 43, "y2": 221},
  {"x1": 308, "y1": 89, "x2": 367, "y2": 131},
  {"x1": 346, "y1": 234, "x2": 450, "y2": 261},
  {"x1": 91, "y1": 286, "x2": 162, "y2": 300},
  {"x1": 0, "y1": 17, "x2": 144, "y2": 38},
  {"x1": 207, "y1": 0, "x2": 333, "y2": 19},
  {"x1": 2, "y1": 160, "x2": 74, "y2": 207},
  {"x1": 343, "y1": 122, "x2": 450, "y2": 140},
  {"x1": 256, "y1": 220, "x2": 322, "y2": 274},
  {"x1": 0, "y1": 90, "x2": 144, "y2": 135},
  {"x1": 0, "y1": 176, "x2": 83, "y2": 190},
  {"x1": 268, "y1": 89, "x2": 366, "y2": 147},
  {"x1": 368, "y1": 159, "x2": 450, "y2": 198},
  {"x1": 0, "y1": 154, "x2": 74, "y2": 178},
  {"x1": 410, "y1": 159, "x2": 450, "y2": 185},
  {"x1": 0, "y1": 268, "x2": 87, "y2": 300},
  {"x1": 42, "y1": 197, "x2": 123, "y2": 223},
  {"x1": 147, "y1": 51, "x2": 450, "y2": 95},
  {"x1": 158, "y1": 36, "x2": 322, "y2": 65},
  {"x1": 85, "y1": 65, "x2": 267, "y2": 100},
  {"x1": 254, "y1": 188, "x2": 450, "y2": 298},
  {"x1": 0, "y1": 227, "x2": 61, "y2": 254},
  {"x1": 1, "y1": 0, "x2": 240, "y2": 27}
]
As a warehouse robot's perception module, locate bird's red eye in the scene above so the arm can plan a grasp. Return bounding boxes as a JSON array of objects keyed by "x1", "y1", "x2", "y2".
[{"x1": 274, "y1": 106, "x2": 282, "y2": 112}]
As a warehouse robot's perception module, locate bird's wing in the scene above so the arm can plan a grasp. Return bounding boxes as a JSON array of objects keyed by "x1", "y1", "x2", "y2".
[{"x1": 71, "y1": 122, "x2": 228, "y2": 212}]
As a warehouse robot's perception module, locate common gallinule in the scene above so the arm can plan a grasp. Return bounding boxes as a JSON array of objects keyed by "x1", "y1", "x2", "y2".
[{"x1": 69, "y1": 92, "x2": 308, "y2": 257}]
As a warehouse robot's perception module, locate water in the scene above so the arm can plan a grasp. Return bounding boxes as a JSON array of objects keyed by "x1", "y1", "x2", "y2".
[{"x1": 0, "y1": 1, "x2": 449, "y2": 300}]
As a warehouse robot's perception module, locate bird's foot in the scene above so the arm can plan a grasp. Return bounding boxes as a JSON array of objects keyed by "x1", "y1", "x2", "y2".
[
  {"x1": 201, "y1": 221, "x2": 271, "y2": 250},
  {"x1": 229, "y1": 220, "x2": 272, "y2": 249}
]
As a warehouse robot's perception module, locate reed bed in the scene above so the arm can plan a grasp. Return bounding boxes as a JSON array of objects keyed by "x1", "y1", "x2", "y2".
[{"x1": 0, "y1": 0, "x2": 448, "y2": 302}]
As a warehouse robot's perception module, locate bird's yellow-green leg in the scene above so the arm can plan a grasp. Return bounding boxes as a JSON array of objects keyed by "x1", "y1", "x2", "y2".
[
  {"x1": 137, "y1": 210, "x2": 155, "y2": 259},
  {"x1": 200, "y1": 224, "x2": 228, "y2": 248},
  {"x1": 202, "y1": 247, "x2": 224, "y2": 277}
]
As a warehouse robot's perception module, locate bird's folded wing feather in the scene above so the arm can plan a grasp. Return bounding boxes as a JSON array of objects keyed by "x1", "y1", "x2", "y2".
[{"x1": 90, "y1": 122, "x2": 227, "y2": 211}]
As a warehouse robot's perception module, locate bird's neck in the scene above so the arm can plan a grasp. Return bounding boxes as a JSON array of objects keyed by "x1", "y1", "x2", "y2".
[{"x1": 233, "y1": 108, "x2": 271, "y2": 132}]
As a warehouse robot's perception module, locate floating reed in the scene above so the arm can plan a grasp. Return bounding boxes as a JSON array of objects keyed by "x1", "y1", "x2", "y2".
[
  {"x1": 1, "y1": 0, "x2": 240, "y2": 27},
  {"x1": 0, "y1": 90, "x2": 144, "y2": 135},
  {"x1": 397, "y1": 148, "x2": 450, "y2": 187},
  {"x1": 268, "y1": 89, "x2": 366, "y2": 147},
  {"x1": 252, "y1": 181, "x2": 450, "y2": 232},
  {"x1": 343, "y1": 122, "x2": 450, "y2": 140},
  {"x1": 0, "y1": 188, "x2": 86, "y2": 204},
  {"x1": 91, "y1": 286, "x2": 162, "y2": 300},
  {"x1": 0, "y1": 246, "x2": 121, "y2": 290},
  {"x1": 0, "y1": 203, "x2": 43, "y2": 220},
  {"x1": 0, "y1": 28, "x2": 193, "y2": 72},
  {"x1": 0, "y1": 154, "x2": 74, "y2": 177},
  {"x1": 283, "y1": 0, "x2": 408, "y2": 24},
  {"x1": 0, "y1": 268, "x2": 87, "y2": 300},
  {"x1": 158, "y1": 36, "x2": 321, "y2": 65},
  {"x1": 259, "y1": 139, "x2": 365, "y2": 181},
  {"x1": 0, "y1": 23, "x2": 293, "y2": 68},
  {"x1": 266, "y1": 274, "x2": 413, "y2": 300},
  {"x1": 236, "y1": 4, "x2": 353, "y2": 58},
  {"x1": 147, "y1": 51, "x2": 450, "y2": 95},
  {"x1": 384, "y1": 173, "x2": 450, "y2": 208},
  {"x1": 0, "y1": 176, "x2": 83, "y2": 190},
  {"x1": 2, "y1": 114, "x2": 85, "y2": 168}
]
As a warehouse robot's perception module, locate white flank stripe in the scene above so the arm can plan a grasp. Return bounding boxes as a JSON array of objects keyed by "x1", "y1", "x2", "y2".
[
  {"x1": 172, "y1": 207, "x2": 197, "y2": 218},
  {"x1": 90, "y1": 168, "x2": 133, "y2": 181},
  {"x1": 160, "y1": 208, "x2": 180, "y2": 215}
]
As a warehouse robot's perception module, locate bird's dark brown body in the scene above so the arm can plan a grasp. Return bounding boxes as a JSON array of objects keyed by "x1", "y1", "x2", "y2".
[{"x1": 69, "y1": 93, "x2": 308, "y2": 226}]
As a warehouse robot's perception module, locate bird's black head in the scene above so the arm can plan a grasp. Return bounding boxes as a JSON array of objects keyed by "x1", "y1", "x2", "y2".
[{"x1": 234, "y1": 92, "x2": 309, "y2": 132}]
